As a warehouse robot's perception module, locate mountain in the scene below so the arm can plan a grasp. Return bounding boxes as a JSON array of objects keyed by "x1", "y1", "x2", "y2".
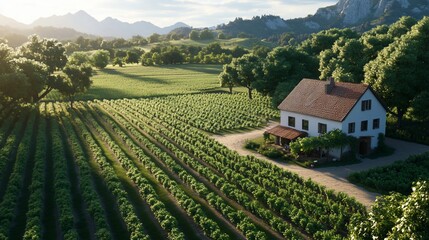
[
  {"x1": 31, "y1": 10, "x2": 189, "y2": 38},
  {"x1": 218, "y1": 0, "x2": 429, "y2": 37},
  {"x1": 0, "y1": 14, "x2": 28, "y2": 29}
]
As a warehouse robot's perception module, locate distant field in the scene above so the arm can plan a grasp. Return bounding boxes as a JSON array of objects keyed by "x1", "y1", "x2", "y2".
[
  {"x1": 143, "y1": 38, "x2": 277, "y2": 51},
  {"x1": 47, "y1": 64, "x2": 245, "y2": 100}
]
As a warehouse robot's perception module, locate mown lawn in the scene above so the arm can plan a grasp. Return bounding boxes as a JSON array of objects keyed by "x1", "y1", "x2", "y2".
[{"x1": 47, "y1": 64, "x2": 246, "y2": 100}]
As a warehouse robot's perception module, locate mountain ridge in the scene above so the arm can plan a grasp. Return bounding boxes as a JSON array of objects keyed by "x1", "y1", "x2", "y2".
[
  {"x1": 0, "y1": 10, "x2": 189, "y2": 39},
  {"x1": 218, "y1": 0, "x2": 429, "y2": 38},
  {"x1": 30, "y1": 10, "x2": 189, "y2": 38}
]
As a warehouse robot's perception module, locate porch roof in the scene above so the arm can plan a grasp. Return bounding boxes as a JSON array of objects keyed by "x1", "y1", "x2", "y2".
[{"x1": 265, "y1": 125, "x2": 307, "y2": 141}]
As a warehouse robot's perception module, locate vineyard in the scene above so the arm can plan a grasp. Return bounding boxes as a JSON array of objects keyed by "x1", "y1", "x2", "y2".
[{"x1": 0, "y1": 93, "x2": 365, "y2": 240}]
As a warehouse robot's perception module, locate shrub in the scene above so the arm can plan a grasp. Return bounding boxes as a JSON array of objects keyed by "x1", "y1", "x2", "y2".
[{"x1": 244, "y1": 141, "x2": 260, "y2": 150}]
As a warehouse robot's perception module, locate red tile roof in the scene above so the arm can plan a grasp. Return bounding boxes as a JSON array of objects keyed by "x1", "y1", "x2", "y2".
[
  {"x1": 265, "y1": 125, "x2": 307, "y2": 140},
  {"x1": 278, "y1": 79, "x2": 369, "y2": 122}
]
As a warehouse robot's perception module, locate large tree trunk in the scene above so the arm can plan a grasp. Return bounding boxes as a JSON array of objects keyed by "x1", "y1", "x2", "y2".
[
  {"x1": 229, "y1": 86, "x2": 233, "y2": 94},
  {"x1": 247, "y1": 87, "x2": 253, "y2": 99}
]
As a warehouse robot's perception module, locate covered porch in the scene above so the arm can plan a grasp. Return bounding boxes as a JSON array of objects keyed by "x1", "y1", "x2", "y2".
[{"x1": 265, "y1": 125, "x2": 308, "y2": 148}]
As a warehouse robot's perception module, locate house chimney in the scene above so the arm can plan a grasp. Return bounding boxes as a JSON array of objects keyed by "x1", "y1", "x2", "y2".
[{"x1": 325, "y1": 77, "x2": 335, "y2": 94}]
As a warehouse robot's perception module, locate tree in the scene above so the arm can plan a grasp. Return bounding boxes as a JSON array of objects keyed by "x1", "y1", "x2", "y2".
[
  {"x1": 349, "y1": 181, "x2": 429, "y2": 240},
  {"x1": 18, "y1": 35, "x2": 67, "y2": 73},
  {"x1": 252, "y1": 45, "x2": 270, "y2": 58},
  {"x1": 91, "y1": 50, "x2": 110, "y2": 69},
  {"x1": 364, "y1": 17, "x2": 429, "y2": 127},
  {"x1": 57, "y1": 64, "x2": 93, "y2": 108},
  {"x1": 219, "y1": 64, "x2": 238, "y2": 93},
  {"x1": 13, "y1": 58, "x2": 50, "y2": 102},
  {"x1": 319, "y1": 17, "x2": 417, "y2": 84},
  {"x1": 189, "y1": 30, "x2": 199, "y2": 40},
  {"x1": 232, "y1": 54, "x2": 262, "y2": 99},
  {"x1": 124, "y1": 50, "x2": 141, "y2": 64},
  {"x1": 199, "y1": 29, "x2": 214, "y2": 40},
  {"x1": 68, "y1": 52, "x2": 91, "y2": 66},
  {"x1": 231, "y1": 46, "x2": 249, "y2": 58},
  {"x1": 218, "y1": 32, "x2": 226, "y2": 39},
  {"x1": 255, "y1": 46, "x2": 318, "y2": 105},
  {"x1": 0, "y1": 44, "x2": 29, "y2": 110},
  {"x1": 112, "y1": 57, "x2": 124, "y2": 67},
  {"x1": 160, "y1": 47, "x2": 184, "y2": 64},
  {"x1": 410, "y1": 91, "x2": 429, "y2": 121},
  {"x1": 299, "y1": 28, "x2": 358, "y2": 56},
  {"x1": 319, "y1": 38, "x2": 366, "y2": 83},
  {"x1": 148, "y1": 33, "x2": 161, "y2": 43}
]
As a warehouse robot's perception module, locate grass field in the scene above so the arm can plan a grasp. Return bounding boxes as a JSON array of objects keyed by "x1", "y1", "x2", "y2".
[
  {"x1": 142, "y1": 38, "x2": 277, "y2": 52},
  {"x1": 47, "y1": 64, "x2": 245, "y2": 100}
]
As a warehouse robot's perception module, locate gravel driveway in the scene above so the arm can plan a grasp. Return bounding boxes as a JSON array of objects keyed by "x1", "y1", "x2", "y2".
[{"x1": 211, "y1": 122, "x2": 429, "y2": 208}]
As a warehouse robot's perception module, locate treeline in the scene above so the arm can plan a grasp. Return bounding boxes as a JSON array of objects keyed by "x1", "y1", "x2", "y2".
[
  {"x1": 140, "y1": 43, "x2": 250, "y2": 65},
  {"x1": 61, "y1": 28, "x2": 229, "y2": 54},
  {"x1": 219, "y1": 16, "x2": 429, "y2": 129}
]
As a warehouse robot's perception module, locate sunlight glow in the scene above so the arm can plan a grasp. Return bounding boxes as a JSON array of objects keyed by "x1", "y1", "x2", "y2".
[{"x1": 0, "y1": 0, "x2": 336, "y2": 27}]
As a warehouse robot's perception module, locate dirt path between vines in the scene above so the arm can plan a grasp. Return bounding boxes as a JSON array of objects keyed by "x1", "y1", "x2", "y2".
[{"x1": 211, "y1": 122, "x2": 429, "y2": 208}]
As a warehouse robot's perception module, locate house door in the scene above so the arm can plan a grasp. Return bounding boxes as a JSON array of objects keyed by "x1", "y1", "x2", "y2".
[{"x1": 359, "y1": 137, "x2": 371, "y2": 155}]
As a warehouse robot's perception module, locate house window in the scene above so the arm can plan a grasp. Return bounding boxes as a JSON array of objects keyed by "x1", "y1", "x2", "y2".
[
  {"x1": 348, "y1": 122, "x2": 355, "y2": 133},
  {"x1": 373, "y1": 118, "x2": 380, "y2": 129},
  {"x1": 302, "y1": 119, "x2": 309, "y2": 131},
  {"x1": 318, "y1": 123, "x2": 327, "y2": 134},
  {"x1": 361, "y1": 100, "x2": 372, "y2": 111},
  {"x1": 288, "y1": 116, "x2": 295, "y2": 127},
  {"x1": 361, "y1": 120, "x2": 368, "y2": 131}
]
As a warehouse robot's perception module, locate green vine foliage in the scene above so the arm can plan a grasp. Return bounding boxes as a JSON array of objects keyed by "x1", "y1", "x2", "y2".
[{"x1": 290, "y1": 129, "x2": 356, "y2": 158}]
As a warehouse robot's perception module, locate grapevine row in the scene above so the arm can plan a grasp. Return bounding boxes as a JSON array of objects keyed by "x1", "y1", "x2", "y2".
[
  {"x1": 65, "y1": 104, "x2": 150, "y2": 240},
  {"x1": 78, "y1": 102, "x2": 232, "y2": 240},
  {"x1": 96, "y1": 101, "x2": 303, "y2": 239},
  {"x1": 0, "y1": 111, "x2": 36, "y2": 238}
]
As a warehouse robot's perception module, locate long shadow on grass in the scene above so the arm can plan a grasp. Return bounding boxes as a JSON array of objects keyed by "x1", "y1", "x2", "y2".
[
  {"x1": 159, "y1": 64, "x2": 222, "y2": 75},
  {"x1": 79, "y1": 87, "x2": 132, "y2": 100},
  {"x1": 97, "y1": 68, "x2": 169, "y2": 84}
]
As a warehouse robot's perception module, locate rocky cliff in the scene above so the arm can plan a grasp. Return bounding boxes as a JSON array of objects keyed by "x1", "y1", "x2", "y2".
[
  {"x1": 314, "y1": 0, "x2": 429, "y2": 27},
  {"x1": 219, "y1": 0, "x2": 429, "y2": 37}
]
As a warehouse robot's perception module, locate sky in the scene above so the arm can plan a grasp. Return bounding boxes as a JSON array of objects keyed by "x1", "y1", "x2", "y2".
[{"x1": 0, "y1": 0, "x2": 337, "y2": 27}]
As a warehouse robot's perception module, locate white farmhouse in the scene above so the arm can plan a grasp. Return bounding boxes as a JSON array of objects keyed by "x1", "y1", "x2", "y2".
[{"x1": 266, "y1": 78, "x2": 386, "y2": 157}]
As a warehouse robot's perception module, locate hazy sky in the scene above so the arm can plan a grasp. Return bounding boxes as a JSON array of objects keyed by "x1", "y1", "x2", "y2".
[{"x1": 0, "y1": 0, "x2": 337, "y2": 27}]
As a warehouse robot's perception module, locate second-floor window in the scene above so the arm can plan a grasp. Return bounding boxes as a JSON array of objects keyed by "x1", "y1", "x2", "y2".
[
  {"x1": 302, "y1": 119, "x2": 309, "y2": 131},
  {"x1": 361, "y1": 100, "x2": 372, "y2": 111},
  {"x1": 318, "y1": 123, "x2": 327, "y2": 134},
  {"x1": 288, "y1": 116, "x2": 295, "y2": 127},
  {"x1": 348, "y1": 122, "x2": 355, "y2": 133}
]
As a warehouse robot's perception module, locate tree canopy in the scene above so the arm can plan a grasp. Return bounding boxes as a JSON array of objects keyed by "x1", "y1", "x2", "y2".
[
  {"x1": 364, "y1": 17, "x2": 429, "y2": 126},
  {"x1": 91, "y1": 50, "x2": 110, "y2": 69},
  {"x1": 0, "y1": 35, "x2": 93, "y2": 113},
  {"x1": 231, "y1": 54, "x2": 262, "y2": 99},
  {"x1": 349, "y1": 181, "x2": 429, "y2": 240}
]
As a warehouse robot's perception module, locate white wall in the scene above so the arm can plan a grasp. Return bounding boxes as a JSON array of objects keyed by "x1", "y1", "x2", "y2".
[
  {"x1": 342, "y1": 89, "x2": 386, "y2": 149},
  {"x1": 280, "y1": 111, "x2": 342, "y2": 137}
]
